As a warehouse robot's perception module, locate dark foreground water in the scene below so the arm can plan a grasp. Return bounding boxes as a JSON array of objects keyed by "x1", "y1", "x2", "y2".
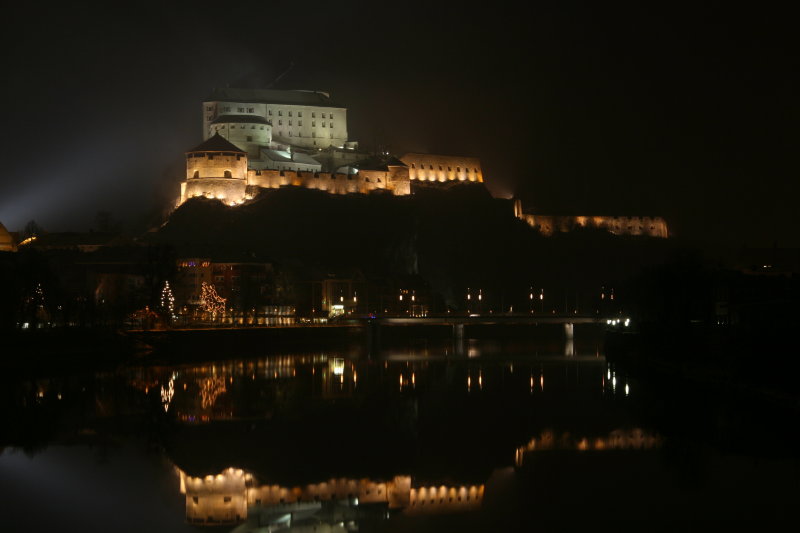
[{"x1": 1, "y1": 327, "x2": 798, "y2": 531}]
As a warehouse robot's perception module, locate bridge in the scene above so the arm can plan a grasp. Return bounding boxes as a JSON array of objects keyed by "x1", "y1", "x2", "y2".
[{"x1": 362, "y1": 313, "x2": 608, "y2": 326}]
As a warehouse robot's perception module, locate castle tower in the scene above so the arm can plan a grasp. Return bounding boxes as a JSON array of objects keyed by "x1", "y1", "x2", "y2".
[
  {"x1": 180, "y1": 134, "x2": 248, "y2": 206},
  {"x1": 208, "y1": 114, "x2": 271, "y2": 159}
]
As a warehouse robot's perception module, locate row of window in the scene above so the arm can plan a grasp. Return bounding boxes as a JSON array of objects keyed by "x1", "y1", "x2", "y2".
[
  {"x1": 205, "y1": 105, "x2": 335, "y2": 120},
  {"x1": 275, "y1": 131, "x2": 335, "y2": 138},
  {"x1": 215, "y1": 125, "x2": 266, "y2": 130},
  {"x1": 270, "y1": 110, "x2": 331, "y2": 119},
  {"x1": 410, "y1": 163, "x2": 479, "y2": 173},
  {"x1": 273, "y1": 120, "x2": 333, "y2": 128}
]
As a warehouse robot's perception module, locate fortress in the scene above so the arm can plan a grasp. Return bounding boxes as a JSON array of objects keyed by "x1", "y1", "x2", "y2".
[
  {"x1": 177, "y1": 87, "x2": 667, "y2": 238},
  {"x1": 179, "y1": 88, "x2": 484, "y2": 207}
]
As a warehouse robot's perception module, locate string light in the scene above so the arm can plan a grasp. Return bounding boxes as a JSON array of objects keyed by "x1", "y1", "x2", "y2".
[
  {"x1": 200, "y1": 282, "x2": 226, "y2": 316},
  {"x1": 160, "y1": 281, "x2": 176, "y2": 319}
]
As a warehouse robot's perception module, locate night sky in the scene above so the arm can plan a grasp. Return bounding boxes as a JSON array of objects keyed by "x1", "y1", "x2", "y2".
[{"x1": 0, "y1": 3, "x2": 796, "y2": 246}]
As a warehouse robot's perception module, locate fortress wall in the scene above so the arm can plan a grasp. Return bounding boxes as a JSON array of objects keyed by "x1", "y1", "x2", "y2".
[
  {"x1": 519, "y1": 213, "x2": 669, "y2": 238},
  {"x1": 240, "y1": 165, "x2": 411, "y2": 198},
  {"x1": 387, "y1": 166, "x2": 412, "y2": 195},
  {"x1": 358, "y1": 169, "x2": 389, "y2": 193},
  {"x1": 401, "y1": 153, "x2": 483, "y2": 183},
  {"x1": 186, "y1": 153, "x2": 248, "y2": 180},
  {"x1": 406, "y1": 484, "x2": 484, "y2": 514},
  {"x1": 183, "y1": 177, "x2": 247, "y2": 205}
]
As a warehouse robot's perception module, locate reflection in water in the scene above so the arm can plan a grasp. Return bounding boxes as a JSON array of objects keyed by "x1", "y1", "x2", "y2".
[
  {"x1": 178, "y1": 467, "x2": 484, "y2": 528},
  {"x1": 514, "y1": 429, "x2": 662, "y2": 466},
  {"x1": 198, "y1": 377, "x2": 226, "y2": 409},
  {"x1": 161, "y1": 374, "x2": 175, "y2": 412},
  {"x1": 5, "y1": 326, "x2": 800, "y2": 529}
]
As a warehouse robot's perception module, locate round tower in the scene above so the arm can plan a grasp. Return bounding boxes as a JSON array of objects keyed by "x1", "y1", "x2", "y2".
[
  {"x1": 209, "y1": 115, "x2": 271, "y2": 159},
  {"x1": 180, "y1": 134, "x2": 248, "y2": 206}
]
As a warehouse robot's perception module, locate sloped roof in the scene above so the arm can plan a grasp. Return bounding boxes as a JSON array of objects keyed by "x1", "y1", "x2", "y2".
[
  {"x1": 206, "y1": 88, "x2": 343, "y2": 108},
  {"x1": 352, "y1": 155, "x2": 408, "y2": 171},
  {"x1": 260, "y1": 149, "x2": 321, "y2": 166},
  {"x1": 210, "y1": 114, "x2": 270, "y2": 125},
  {"x1": 187, "y1": 133, "x2": 246, "y2": 153}
]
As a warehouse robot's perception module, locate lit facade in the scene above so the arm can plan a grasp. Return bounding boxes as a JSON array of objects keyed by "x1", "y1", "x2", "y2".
[
  {"x1": 203, "y1": 88, "x2": 352, "y2": 151},
  {"x1": 401, "y1": 153, "x2": 484, "y2": 184}
]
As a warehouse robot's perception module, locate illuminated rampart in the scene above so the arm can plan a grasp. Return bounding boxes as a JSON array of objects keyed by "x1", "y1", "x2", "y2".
[
  {"x1": 514, "y1": 200, "x2": 669, "y2": 238},
  {"x1": 178, "y1": 467, "x2": 484, "y2": 526}
]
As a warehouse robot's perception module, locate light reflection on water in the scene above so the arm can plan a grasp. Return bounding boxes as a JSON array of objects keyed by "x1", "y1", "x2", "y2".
[{"x1": 4, "y1": 331, "x2": 797, "y2": 530}]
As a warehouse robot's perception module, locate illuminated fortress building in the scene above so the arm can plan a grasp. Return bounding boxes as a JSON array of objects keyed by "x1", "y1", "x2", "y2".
[
  {"x1": 178, "y1": 87, "x2": 485, "y2": 207},
  {"x1": 178, "y1": 87, "x2": 665, "y2": 237}
]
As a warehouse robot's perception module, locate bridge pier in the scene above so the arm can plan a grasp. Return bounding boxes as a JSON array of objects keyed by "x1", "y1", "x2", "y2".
[
  {"x1": 367, "y1": 319, "x2": 381, "y2": 357},
  {"x1": 564, "y1": 323, "x2": 574, "y2": 356},
  {"x1": 453, "y1": 323, "x2": 464, "y2": 357}
]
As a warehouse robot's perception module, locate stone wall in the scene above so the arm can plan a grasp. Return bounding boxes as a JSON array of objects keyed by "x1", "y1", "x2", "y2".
[
  {"x1": 246, "y1": 167, "x2": 410, "y2": 196},
  {"x1": 401, "y1": 153, "x2": 483, "y2": 183},
  {"x1": 183, "y1": 178, "x2": 247, "y2": 205},
  {"x1": 518, "y1": 212, "x2": 669, "y2": 238}
]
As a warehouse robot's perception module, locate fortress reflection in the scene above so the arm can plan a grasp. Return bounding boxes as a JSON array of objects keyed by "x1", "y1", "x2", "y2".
[{"x1": 177, "y1": 466, "x2": 483, "y2": 527}]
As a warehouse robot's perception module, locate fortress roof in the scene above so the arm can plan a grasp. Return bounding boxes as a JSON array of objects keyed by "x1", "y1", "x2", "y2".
[
  {"x1": 188, "y1": 134, "x2": 246, "y2": 153},
  {"x1": 352, "y1": 156, "x2": 408, "y2": 171},
  {"x1": 260, "y1": 149, "x2": 321, "y2": 166},
  {"x1": 210, "y1": 114, "x2": 270, "y2": 125},
  {"x1": 205, "y1": 88, "x2": 342, "y2": 108}
]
